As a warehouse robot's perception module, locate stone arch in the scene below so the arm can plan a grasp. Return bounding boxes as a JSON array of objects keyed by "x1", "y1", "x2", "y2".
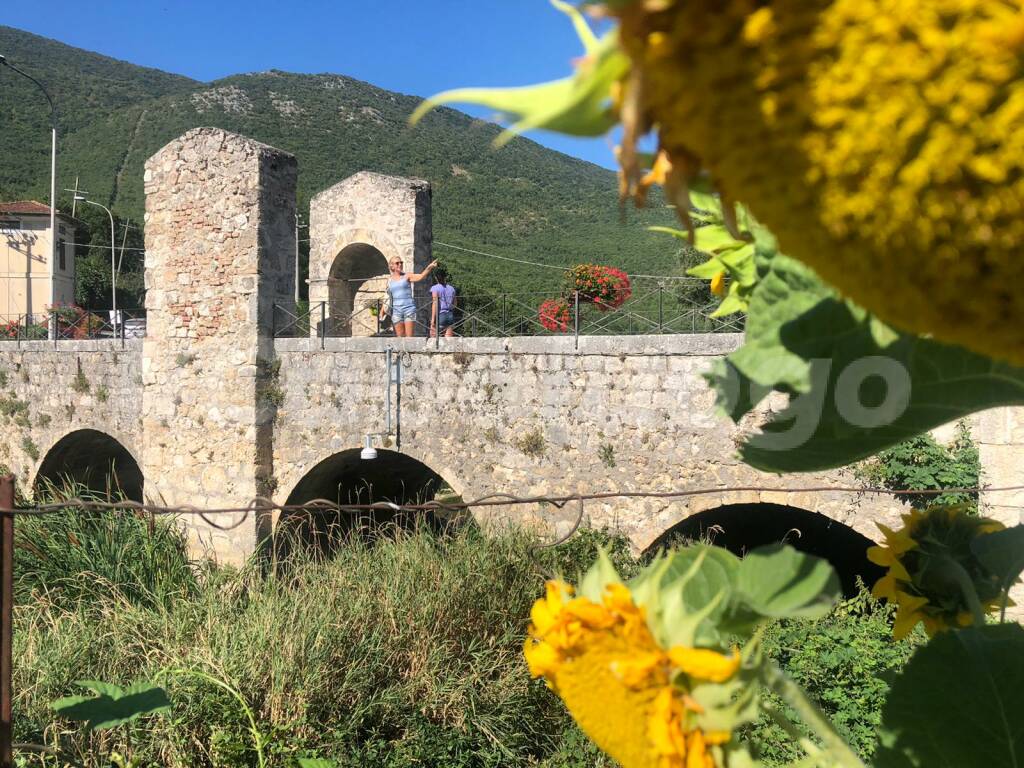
[
  {"x1": 35, "y1": 429, "x2": 144, "y2": 503},
  {"x1": 645, "y1": 503, "x2": 884, "y2": 597},
  {"x1": 275, "y1": 448, "x2": 463, "y2": 557},
  {"x1": 323, "y1": 229, "x2": 400, "y2": 336},
  {"x1": 309, "y1": 172, "x2": 432, "y2": 337}
]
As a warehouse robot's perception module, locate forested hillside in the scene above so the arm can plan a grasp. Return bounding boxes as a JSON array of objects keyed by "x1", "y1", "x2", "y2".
[{"x1": 0, "y1": 26, "x2": 691, "y2": 305}]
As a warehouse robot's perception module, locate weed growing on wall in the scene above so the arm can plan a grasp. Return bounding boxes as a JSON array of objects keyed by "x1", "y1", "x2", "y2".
[
  {"x1": 20, "y1": 436, "x2": 39, "y2": 462},
  {"x1": 515, "y1": 427, "x2": 546, "y2": 457},
  {"x1": 856, "y1": 422, "x2": 980, "y2": 511},
  {"x1": 72, "y1": 369, "x2": 90, "y2": 394}
]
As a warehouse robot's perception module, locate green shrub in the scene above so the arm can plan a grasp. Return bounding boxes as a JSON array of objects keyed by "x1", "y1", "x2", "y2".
[
  {"x1": 745, "y1": 587, "x2": 922, "y2": 764},
  {"x1": 856, "y1": 421, "x2": 980, "y2": 511}
]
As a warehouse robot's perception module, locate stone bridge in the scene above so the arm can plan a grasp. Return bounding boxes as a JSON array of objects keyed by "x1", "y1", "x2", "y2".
[{"x1": 1, "y1": 128, "x2": 1021, "y2": 592}]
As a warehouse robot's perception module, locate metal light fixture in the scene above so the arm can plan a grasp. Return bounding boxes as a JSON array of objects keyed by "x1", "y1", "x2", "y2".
[
  {"x1": 360, "y1": 434, "x2": 378, "y2": 461},
  {"x1": 69, "y1": 192, "x2": 118, "y2": 329}
]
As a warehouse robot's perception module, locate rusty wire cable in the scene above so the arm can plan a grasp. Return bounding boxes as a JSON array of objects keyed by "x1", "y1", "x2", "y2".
[{"x1": 2, "y1": 484, "x2": 1022, "y2": 533}]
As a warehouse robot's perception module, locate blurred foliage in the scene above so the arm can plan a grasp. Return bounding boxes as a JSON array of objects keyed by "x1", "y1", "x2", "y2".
[{"x1": 745, "y1": 587, "x2": 923, "y2": 765}]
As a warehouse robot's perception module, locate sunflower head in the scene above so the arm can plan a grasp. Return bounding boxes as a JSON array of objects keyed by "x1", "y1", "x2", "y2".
[
  {"x1": 867, "y1": 506, "x2": 1011, "y2": 638},
  {"x1": 525, "y1": 549, "x2": 760, "y2": 768}
]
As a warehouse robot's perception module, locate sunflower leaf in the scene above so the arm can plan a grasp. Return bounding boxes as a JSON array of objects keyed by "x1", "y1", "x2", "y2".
[
  {"x1": 735, "y1": 544, "x2": 840, "y2": 620},
  {"x1": 707, "y1": 250, "x2": 1024, "y2": 472},
  {"x1": 409, "y1": 25, "x2": 627, "y2": 145},
  {"x1": 875, "y1": 624, "x2": 1024, "y2": 768},
  {"x1": 971, "y1": 524, "x2": 1024, "y2": 595},
  {"x1": 50, "y1": 680, "x2": 171, "y2": 731}
]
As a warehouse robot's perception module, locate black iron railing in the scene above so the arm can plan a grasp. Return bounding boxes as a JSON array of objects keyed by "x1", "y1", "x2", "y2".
[
  {"x1": 272, "y1": 283, "x2": 743, "y2": 343},
  {"x1": 0, "y1": 309, "x2": 146, "y2": 343}
]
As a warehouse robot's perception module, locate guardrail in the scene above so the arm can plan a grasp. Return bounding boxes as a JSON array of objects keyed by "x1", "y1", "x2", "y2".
[
  {"x1": 0, "y1": 310, "x2": 146, "y2": 344},
  {"x1": 272, "y1": 283, "x2": 743, "y2": 346}
]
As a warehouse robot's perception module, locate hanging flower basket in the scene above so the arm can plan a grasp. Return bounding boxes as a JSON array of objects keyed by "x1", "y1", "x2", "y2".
[{"x1": 566, "y1": 264, "x2": 632, "y2": 311}]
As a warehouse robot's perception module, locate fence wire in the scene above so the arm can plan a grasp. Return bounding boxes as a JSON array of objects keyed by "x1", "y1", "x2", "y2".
[{"x1": 5, "y1": 483, "x2": 1023, "y2": 533}]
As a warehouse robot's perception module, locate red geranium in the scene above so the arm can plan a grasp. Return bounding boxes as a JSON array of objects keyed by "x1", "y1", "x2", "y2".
[
  {"x1": 565, "y1": 264, "x2": 631, "y2": 311},
  {"x1": 539, "y1": 298, "x2": 571, "y2": 333}
]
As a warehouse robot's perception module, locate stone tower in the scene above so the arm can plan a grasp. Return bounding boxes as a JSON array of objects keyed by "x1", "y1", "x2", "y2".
[{"x1": 141, "y1": 127, "x2": 297, "y2": 562}]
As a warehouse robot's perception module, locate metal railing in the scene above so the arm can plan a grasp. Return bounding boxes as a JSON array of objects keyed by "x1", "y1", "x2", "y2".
[
  {"x1": 0, "y1": 310, "x2": 146, "y2": 344},
  {"x1": 272, "y1": 284, "x2": 743, "y2": 345}
]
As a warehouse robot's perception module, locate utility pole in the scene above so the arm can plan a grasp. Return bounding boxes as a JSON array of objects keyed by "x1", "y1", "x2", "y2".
[
  {"x1": 69, "y1": 191, "x2": 117, "y2": 327},
  {"x1": 295, "y1": 212, "x2": 301, "y2": 305},
  {"x1": 69, "y1": 176, "x2": 82, "y2": 218}
]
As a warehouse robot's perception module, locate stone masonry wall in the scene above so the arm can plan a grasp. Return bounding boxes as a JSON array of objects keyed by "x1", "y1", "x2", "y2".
[
  {"x1": 271, "y1": 334, "x2": 904, "y2": 548},
  {"x1": 977, "y1": 407, "x2": 1024, "y2": 609},
  {"x1": 142, "y1": 127, "x2": 296, "y2": 562},
  {"x1": 0, "y1": 340, "x2": 142, "y2": 490}
]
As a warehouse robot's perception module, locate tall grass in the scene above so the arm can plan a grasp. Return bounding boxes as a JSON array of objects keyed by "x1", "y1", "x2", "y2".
[
  {"x1": 13, "y1": 524, "x2": 629, "y2": 767},
  {"x1": 15, "y1": 480, "x2": 197, "y2": 610},
  {"x1": 11, "y1": 503, "x2": 909, "y2": 768}
]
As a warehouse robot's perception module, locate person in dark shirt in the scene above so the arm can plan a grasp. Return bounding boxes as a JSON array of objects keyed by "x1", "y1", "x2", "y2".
[{"x1": 429, "y1": 268, "x2": 457, "y2": 338}]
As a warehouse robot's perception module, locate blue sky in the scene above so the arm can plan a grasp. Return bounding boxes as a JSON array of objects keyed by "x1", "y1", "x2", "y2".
[{"x1": 6, "y1": 0, "x2": 622, "y2": 169}]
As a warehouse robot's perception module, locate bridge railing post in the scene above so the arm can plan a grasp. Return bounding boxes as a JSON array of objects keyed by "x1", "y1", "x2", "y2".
[
  {"x1": 320, "y1": 301, "x2": 327, "y2": 350},
  {"x1": 573, "y1": 290, "x2": 580, "y2": 350},
  {"x1": 658, "y1": 285, "x2": 664, "y2": 333}
]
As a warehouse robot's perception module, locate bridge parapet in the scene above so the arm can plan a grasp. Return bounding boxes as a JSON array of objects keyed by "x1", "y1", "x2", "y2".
[{"x1": 270, "y1": 333, "x2": 904, "y2": 547}]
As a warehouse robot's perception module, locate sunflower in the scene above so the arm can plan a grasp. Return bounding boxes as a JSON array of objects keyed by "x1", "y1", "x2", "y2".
[
  {"x1": 608, "y1": 0, "x2": 1024, "y2": 364},
  {"x1": 867, "y1": 506, "x2": 1010, "y2": 638},
  {"x1": 525, "y1": 579, "x2": 739, "y2": 768}
]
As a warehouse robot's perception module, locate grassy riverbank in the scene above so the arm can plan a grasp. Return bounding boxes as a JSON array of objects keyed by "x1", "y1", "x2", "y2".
[{"x1": 12, "y1": 499, "x2": 917, "y2": 767}]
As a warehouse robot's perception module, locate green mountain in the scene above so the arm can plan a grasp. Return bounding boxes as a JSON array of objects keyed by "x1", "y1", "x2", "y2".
[{"x1": 0, "y1": 26, "x2": 697, "y2": 307}]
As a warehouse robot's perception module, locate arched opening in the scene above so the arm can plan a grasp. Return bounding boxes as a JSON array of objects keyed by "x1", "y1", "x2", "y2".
[
  {"x1": 326, "y1": 242, "x2": 388, "y2": 337},
  {"x1": 646, "y1": 504, "x2": 884, "y2": 597},
  {"x1": 34, "y1": 429, "x2": 144, "y2": 503},
  {"x1": 277, "y1": 449, "x2": 461, "y2": 557}
]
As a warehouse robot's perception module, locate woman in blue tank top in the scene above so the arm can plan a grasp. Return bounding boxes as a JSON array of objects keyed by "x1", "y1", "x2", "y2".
[{"x1": 387, "y1": 256, "x2": 437, "y2": 337}]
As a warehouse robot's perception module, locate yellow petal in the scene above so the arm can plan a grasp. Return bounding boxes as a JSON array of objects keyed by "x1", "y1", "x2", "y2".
[
  {"x1": 524, "y1": 637, "x2": 561, "y2": 679},
  {"x1": 686, "y1": 729, "x2": 715, "y2": 768},
  {"x1": 866, "y1": 545, "x2": 895, "y2": 567},
  {"x1": 611, "y1": 650, "x2": 665, "y2": 687},
  {"x1": 892, "y1": 592, "x2": 930, "y2": 639},
  {"x1": 978, "y1": 519, "x2": 1006, "y2": 534},
  {"x1": 871, "y1": 572, "x2": 900, "y2": 601},
  {"x1": 667, "y1": 646, "x2": 740, "y2": 683},
  {"x1": 710, "y1": 270, "x2": 727, "y2": 297}
]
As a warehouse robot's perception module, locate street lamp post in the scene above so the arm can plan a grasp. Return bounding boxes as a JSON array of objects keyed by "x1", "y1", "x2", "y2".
[
  {"x1": 0, "y1": 55, "x2": 58, "y2": 331},
  {"x1": 73, "y1": 195, "x2": 117, "y2": 329}
]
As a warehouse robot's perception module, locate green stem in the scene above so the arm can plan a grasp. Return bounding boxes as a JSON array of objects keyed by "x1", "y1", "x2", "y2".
[
  {"x1": 762, "y1": 662, "x2": 865, "y2": 768},
  {"x1": 166, "y1": 668, "x2": 266, "y2": 768},
  {"x1": 762, "y1": 705, "x2": 823, "y2": 759}
]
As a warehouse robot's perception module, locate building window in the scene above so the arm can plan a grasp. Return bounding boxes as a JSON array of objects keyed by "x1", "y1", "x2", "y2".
[
  {"x1": 58, "y1": 240, "x2": 67, "y2": 271},
  {"x1": 0, "y1": 220, "x2": 20, "y2": 231}
]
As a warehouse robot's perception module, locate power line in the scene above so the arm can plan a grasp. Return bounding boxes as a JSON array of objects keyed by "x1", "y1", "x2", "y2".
[
  {"x1": 75, "y1": 243, "x2": 146, "y2": 253},
  {"x1": 433, "y1": 240, "x2": 703, "y2": 282}
]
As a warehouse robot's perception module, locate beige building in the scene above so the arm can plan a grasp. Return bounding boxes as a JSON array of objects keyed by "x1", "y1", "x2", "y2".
[{"x1": 0, "y1": 201, "x2": 77, "y2": 321}]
